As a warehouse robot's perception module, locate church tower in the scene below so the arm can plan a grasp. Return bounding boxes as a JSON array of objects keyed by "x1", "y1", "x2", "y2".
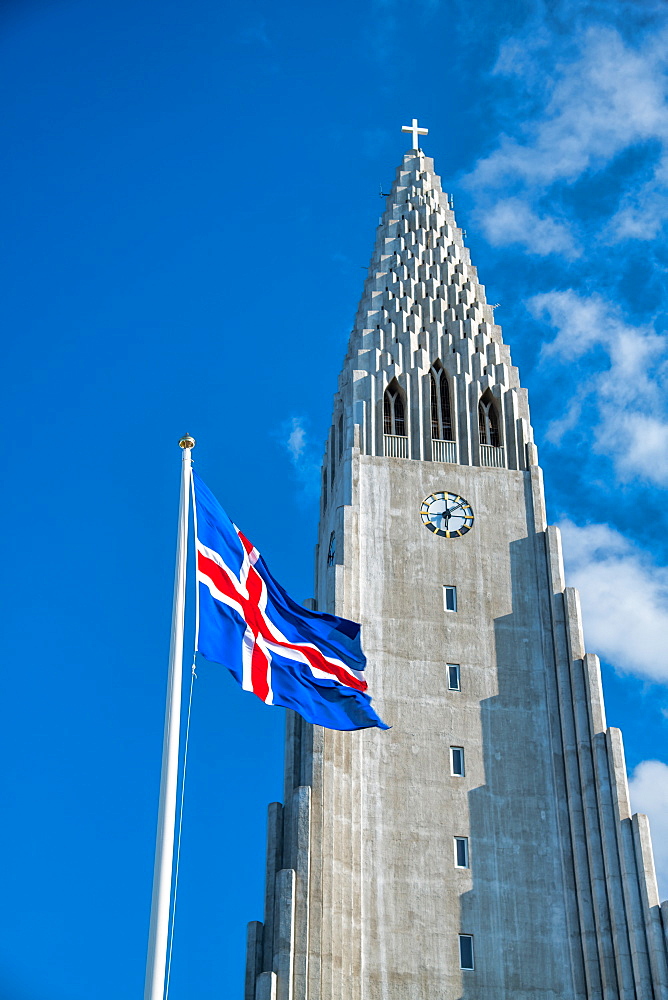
[{"x1": 245, "y1": 128, "x2": 668, "y2": 1000}]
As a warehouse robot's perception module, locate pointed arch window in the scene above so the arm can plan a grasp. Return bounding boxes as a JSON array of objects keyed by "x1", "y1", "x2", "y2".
[
  {"x1": 478, "y1": 393, "x2": 500, "y2": 447},
  {"x1": 384, "y1": 382, "x2": 406, "y2": 437},
  {"x1": 430, "y1": 363, "x2": 453, "y2": 441}
]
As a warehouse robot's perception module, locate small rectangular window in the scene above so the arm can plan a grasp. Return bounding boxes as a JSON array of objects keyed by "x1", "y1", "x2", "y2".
[
  {"x1": 451, "y1": 746, "x2": 465, "y2": 776},
  {"x1": 443, "y1": 585, "x2": 457, "y2": 612},
  {"x1": 459, "y1": 934, "x2": 474, "y2": 970},
  {"x1": 447, "y1": 663, "x2": 460, "y2": 690},
  {"x1": 454, "y1": 837, "x2": 469, "y2": 868}
]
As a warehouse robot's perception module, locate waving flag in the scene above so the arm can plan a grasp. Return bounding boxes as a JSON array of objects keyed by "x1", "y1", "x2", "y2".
[{"x1": 192, "y1": 472, "x2": 388, "y2": 731}]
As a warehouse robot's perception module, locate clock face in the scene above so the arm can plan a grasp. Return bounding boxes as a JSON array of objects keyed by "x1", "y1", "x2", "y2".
[{"x1": 420, "y1": 492, "x2": 474, "y2": 538}]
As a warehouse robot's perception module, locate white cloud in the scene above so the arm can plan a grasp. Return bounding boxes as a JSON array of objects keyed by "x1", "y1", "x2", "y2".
[
  {"x1": 629, "y1": 760, "x2": 668, "y2": 900},
  {"x1": 286, "y1": 417, "x2": 306, "y2": 462},
  {"x1": 609, "y1": 159, "x2": 668, "y2": 240},
  {"x1": 478, "y1": 198, "x2": 579, "y2": 258},
  {"x1": 489, "y1": 28, "x2": 668, "y2": 185},
  {"x1": 464, "y1": 25, "x2": 668, "y2": 251},
  {"x1": 279, "y1": 416, "x2": 320, "y2": 501},
  {"x1": 530, "y1": 290, "x2": 668, "y2": 484},
  {"x1": 559, "y1": 519, "x2": 668, "y2": 683}
]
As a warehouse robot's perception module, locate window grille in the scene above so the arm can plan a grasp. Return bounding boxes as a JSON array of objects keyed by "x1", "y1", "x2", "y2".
[{"x1": 480, "y1": 444, "x2": 505, "y2": 468}]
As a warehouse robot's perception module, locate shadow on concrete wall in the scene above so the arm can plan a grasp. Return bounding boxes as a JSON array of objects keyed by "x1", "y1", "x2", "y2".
[{"x1": 455, "y1": 520, "x2": 578, "y2": 999}]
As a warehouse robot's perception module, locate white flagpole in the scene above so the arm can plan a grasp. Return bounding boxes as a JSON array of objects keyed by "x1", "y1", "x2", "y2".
[{"x1": 144, "y1": 433, "x2": 195, "y2": 1000}]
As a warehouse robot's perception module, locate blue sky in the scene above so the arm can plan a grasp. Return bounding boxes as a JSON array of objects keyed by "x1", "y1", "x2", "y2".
[{"x1": 3, "y1": 0, "x2": 668, "y2": 996}]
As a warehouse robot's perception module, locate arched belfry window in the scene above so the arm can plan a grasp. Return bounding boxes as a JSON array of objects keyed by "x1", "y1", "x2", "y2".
[
  {"x1": 430, "y1": 363, "x2": 453, "y2": 441},
  {"x1": 384, "y1": 381, "x2": 406, "y2": 437},
  {"x1": 478, "y1": 392, "x2": 500, "y2": 447}
]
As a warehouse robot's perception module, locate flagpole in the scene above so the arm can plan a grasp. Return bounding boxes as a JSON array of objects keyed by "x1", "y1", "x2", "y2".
[{"x1": 144, "y1": 433, "x2": 195, "y2": 1000}]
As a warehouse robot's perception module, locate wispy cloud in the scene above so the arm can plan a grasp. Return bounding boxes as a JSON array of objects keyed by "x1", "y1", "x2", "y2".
[
  {"x1": 464, "y1": 25, "x2": 668, "y2": 252},
  {"x1": 530, "y1": 290, "x2": 668, "y2": 485},
  {"x1": 629, "y1": 759, "x2": 668, "y2": 900},
  {"x1": 286, "y1": 417, "x2": 306, "y2": 462},
  {"x1": 559, "y1": 519, "x2": 668, "y2": 683},
  {"x1": 279, "y1": 416, "x2": 321, "y2": 502},
  {"x1": 238, "y1": 15, "x2": 273, "y2": 49},
  {"x1": 480, "y1": 197, "x2": 579, "y2": 257}
]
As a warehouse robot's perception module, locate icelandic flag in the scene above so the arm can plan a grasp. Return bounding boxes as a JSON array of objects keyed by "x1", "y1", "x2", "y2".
[{"x1": 193, "y1": 472, "x2": 388, "y2": 731}]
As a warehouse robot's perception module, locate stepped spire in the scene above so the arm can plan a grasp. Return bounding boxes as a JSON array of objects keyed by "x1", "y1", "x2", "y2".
[{"x1": 328, "y1": 149, "x2": 535, "y2": 479}]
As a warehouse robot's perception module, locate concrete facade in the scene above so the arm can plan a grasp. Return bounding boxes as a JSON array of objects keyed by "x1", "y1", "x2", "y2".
[{"x1": 245, "y1": 150, "x2": 668, "y2": 998}]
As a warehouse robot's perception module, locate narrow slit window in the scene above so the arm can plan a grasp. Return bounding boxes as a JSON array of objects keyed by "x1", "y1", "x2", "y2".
[
  {"x1": 447, "y1": 663, "x2": 461, "y2": 691},
  {"x1": 451, "y1": 746, "x2": 465, "y2": 776},
  {"x1": 338, "y1": 414, "x2": 344, "y2": 458},
  {"x1": 459, "y1": 934, "x2": 474, "y2": 971},
  {"x1": 478, "y1": 392, "x2": 500, "y2": 447},
  {"x1": 384, "y1": 381, "x2": 406, "y2": 437},
  {"x1": 454, "y1": 837, "x2": 469, "y2": 868},
  {"x1": 443, "y1": 586, "x2": 457, "y2": 612},
  {"x1": 429, "y1": 362, "x2": 453, "y2": 442}
]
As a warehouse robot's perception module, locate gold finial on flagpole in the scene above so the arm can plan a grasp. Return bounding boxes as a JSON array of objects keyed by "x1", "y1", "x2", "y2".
[{"x1": 179, "y1": 433, "x2": 196, "y2": 449}]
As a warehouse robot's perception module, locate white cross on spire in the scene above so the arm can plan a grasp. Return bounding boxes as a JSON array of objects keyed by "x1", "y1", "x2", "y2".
[{"x1": 401, "y1": 118, "x2": 428, "y2": 150}]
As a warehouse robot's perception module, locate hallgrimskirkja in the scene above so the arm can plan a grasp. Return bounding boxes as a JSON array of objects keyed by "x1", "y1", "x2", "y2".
[{"x1": 243, "y1": 127, "x2": 668, "y2": 1000}]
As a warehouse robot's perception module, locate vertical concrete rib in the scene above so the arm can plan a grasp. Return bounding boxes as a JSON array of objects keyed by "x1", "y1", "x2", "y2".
[
  {"x1": 330, "y1": 732, "x2": 345, "y2": 1000},
  {"x1": 319, "y1": 728, "x2": 335, "y2": 1000},
  {"x1": 291, "y1": 786, "x2": 311, "y2": 1000},
  {"x1": 246, "y1": 921, "x2": 264, "y2": 1000},
  {"x1": 274, "y1": 868, "x2": 296, "y2": 1000},
  {"x1": 606, "y1": 728, "x2": 654, "y2": 997},
  {"x1": 350, "y1": 732, "x2": 363, "y2": 1000},
  {"x1": 585, "y1": 655, "x2": 636, "y2": 1000},
  {"x1": 306, "y1": 726, "x2": 324, "y2": 1000},
  {"x1": 284, "y1": 711, "x2": 301, "y2": 804},
  {"x1": 632, "y1": 813, "x2": 668, "y2": 997},
  {"x1": 263, "y1": 803, "x2": 284, "y2": 972},
  {"x1": 542, "y1": 528, "x2": 587, "y2": 997},
  {"x1": 570, "y1": 650, "x2": 618, "y2": 997},
  {"x1": 550, "y1": 584, "x2": 602, "y2": 997},
  {"x1": 504, "y1": 387, "x2": 519, "y2": 470},
  {"x1": 256, "y1": 971, "x2": 278, "y2": 1000}
]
